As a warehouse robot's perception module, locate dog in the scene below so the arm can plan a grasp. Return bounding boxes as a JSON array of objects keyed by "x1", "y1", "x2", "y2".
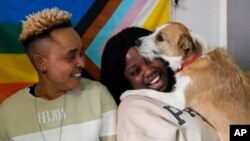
[{"x1": 121, "y1": 22, "x2": 250, "y2": 141}]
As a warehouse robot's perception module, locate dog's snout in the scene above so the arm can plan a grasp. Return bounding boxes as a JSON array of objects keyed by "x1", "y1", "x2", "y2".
[{"x1": 135, "y1": 39, "x2": 142, "y2": 47}]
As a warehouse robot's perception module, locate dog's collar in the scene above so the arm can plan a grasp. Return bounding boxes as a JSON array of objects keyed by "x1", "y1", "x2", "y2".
[{"x1": 176, "y1": 54, "x2": 201, "y2": 73}]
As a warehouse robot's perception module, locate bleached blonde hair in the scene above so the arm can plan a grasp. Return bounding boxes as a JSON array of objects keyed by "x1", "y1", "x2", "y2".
[{"x1": 19, "y1": 7, "x2": 72, "y2": 45}]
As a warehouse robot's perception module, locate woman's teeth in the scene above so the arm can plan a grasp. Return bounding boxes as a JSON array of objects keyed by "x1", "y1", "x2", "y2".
[
  {"x1": 73, "y1": 73, "x2": 81, "y2": 77},
  {"x1": 149, "y1": 75, "x2": 160, "y2": 84}
]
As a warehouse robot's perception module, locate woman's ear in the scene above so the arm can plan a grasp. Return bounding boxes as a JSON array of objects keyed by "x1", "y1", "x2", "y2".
[{"x1": 33, "y1": 54, "x2": 47, "y2": 73}]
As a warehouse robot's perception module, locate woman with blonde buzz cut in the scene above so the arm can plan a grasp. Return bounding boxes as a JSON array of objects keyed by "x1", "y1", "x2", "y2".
[{"x1": 0, "y1": 7, "x2": 117, "y2": 141}]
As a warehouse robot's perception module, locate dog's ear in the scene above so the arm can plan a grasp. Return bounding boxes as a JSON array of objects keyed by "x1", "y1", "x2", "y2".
[
  {"x1": 190, "y1": 31, "x2": 208, "y2": 50},
  {"x1": 178, "y1": 34, "x2": 193, "y2": 50}
]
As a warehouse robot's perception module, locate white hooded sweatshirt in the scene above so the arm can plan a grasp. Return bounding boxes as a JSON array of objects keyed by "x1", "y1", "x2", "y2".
[{"x1": 117, "y1": 95, "x2": 220, "y2": 141}]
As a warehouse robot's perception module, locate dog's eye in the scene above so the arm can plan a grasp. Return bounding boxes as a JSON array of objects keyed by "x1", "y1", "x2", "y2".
[{"x1": 156, "y1": 34, "x2": 164, "y2": 42}]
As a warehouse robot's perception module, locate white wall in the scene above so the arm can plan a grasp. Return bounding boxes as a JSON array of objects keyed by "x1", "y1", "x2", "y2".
[
  {"x1": 171, "y1": 0, "x2": 227, "y2": 48},
  {"x1": 227, "y1": 0, "x2": 250, "y2": 71}
]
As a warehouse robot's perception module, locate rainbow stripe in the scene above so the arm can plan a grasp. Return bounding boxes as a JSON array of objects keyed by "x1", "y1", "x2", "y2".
[{"x1": 0, "y1": 0, "x2": 171, "y2": 103}]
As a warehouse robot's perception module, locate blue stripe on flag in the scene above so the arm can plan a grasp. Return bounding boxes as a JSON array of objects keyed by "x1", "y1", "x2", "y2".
[
  {"x1": 85, "y1": 0, "x2": 135, "y2": 68},
  {"x1": 0, "y1": 0, "x2": 95, "y2": 25}
]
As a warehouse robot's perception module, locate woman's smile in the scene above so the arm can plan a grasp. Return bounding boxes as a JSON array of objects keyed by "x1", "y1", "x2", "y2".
[{"x1": 147, "y1": 73, "x2": 165, "y2": 90}]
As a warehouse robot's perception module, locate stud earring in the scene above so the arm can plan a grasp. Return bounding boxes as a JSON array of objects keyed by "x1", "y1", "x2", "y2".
[{"x1": 42, "y1": 69, "x2": 47, "y2": 74}]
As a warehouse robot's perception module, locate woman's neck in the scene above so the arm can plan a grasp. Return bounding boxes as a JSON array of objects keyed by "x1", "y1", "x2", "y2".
[{"x1": 35, "y1": 82, "x2": 66, "y2": 100}]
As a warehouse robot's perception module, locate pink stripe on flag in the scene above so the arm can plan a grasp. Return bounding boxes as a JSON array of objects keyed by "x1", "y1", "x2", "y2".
[{"x1": 110, "y1": 0, "x2": 148, "y2": 37}]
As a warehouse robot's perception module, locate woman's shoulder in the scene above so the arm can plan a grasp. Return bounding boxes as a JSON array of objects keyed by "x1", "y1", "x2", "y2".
[
  {"x1": 74, "y1": 78, "x2": 117, "y2": 110},
  {"x1": 1, "y1": 88, "x2": 29, "y2": 103},
  {"x1": 79, "y1": 78, "x2": 105, "y2": 89},
  {"x1": 119, "y1": 95, "x2": 157, "y2": 106},
  {"x1": 76, "y1": 78, "x2": 111, "y2": 97},
  {"x1": 118, "y1": 95, "x2": 165, "y2": 116},
  {"x1": 0, "y1": 88, "x2": 30, "y2": 112}
]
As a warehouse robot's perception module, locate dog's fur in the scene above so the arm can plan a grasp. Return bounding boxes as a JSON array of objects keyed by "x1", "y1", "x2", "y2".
[{"x1": 121, "y1": 22, "x2": 250, "y2": 141}]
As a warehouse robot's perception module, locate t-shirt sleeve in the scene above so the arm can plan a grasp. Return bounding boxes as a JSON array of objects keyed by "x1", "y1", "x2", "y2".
[{"x1": 99, "y1": 85, "x2": 117, "y2": 141}]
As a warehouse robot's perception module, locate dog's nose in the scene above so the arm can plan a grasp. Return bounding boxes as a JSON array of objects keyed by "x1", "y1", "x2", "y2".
[{"x1": 135, "y1": 39, "x2": 141, "y2": 47}]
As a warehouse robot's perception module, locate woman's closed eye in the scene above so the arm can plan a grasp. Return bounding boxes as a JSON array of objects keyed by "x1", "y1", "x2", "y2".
[
  {"x1": 129, "y1": 67, "x2": 140, "y2": 76},
  {"x1": 66, "y1": 48, "x2": 83, "y2": 61},
  {"x1": 67, "y1": 54, "x2": 76, "y2": 60}
]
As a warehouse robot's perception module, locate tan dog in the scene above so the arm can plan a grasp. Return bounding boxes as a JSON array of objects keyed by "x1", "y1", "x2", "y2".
[{"x1": 121, "y1": 22, "x2": 250, "y2": 141}]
